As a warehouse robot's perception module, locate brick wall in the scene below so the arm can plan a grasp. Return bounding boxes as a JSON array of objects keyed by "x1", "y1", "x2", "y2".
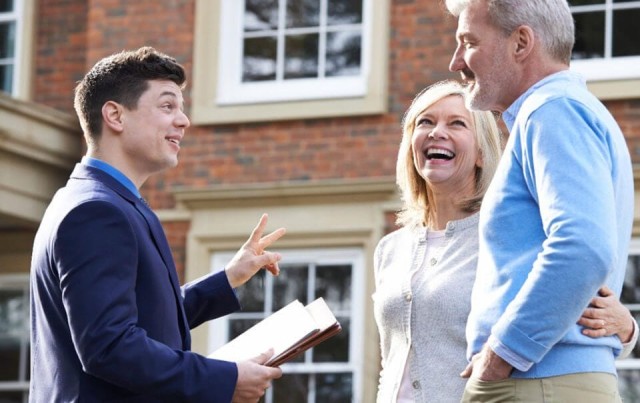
[
  {"x1": 36, "y1": 0, "x2": 640, "y2": 200},
  {"x1": 607, "y1": 99, "x2": 640, "y2": 162},
  {"x1": 33, "y1": 0, "x2": 640, "y2": 280},
  {"x1": 34, "y1": 0, "x2": 88, "y2": 113},
  {"x1": 163, "y1": 220, "x2": 190, "y2": 283}
]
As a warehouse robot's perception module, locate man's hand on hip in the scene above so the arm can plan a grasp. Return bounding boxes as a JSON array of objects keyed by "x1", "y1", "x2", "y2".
[{"x1": 460, "y1": 344, "x2": 513, "y2": 381}]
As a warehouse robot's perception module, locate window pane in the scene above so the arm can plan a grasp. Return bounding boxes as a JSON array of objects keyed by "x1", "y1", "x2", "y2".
[
  {"x1": 243, "y1": 37, "x2": 277, "y2": 82},
  {"x1": 0, "y1": 391, "x2": 23, "y2": 403},
  {"x1": 328, "y1": 0, "x2": 363, "y2": 25},
  {"x1": 24, "y1": 347, "x2": 30, "y2": 380},
  {"x1": 569, "y1": 0, "x2": 603, "y2": 5},
  {"x1": 272, "y1": 264, "x2": 308, "y2": 310},
  {"x1": 0, "y1": 21, "x2": 16, "y2": 58},
  {"x1": 613, "y1": 8, "x2": 640, "y2": 57},
  {"x1": 273, "y1": 373, "x2": 309, "y2": 402},
  {"x1": 0, "y1": 290, "x2": 25, "y2": 340},
  {"x1": 316, "y1": 264, "x2": 351, "y2": 311},
  {"x1": 0, "y1": 339, "x2": 19, "y2": 381},
  {"x1": 572, "y1": 11, "x2": 605, "y2": 59},
  {"x1": 622, "y1": 255, "x2": 640, "y2": 357},
  {"x1": 313, "y1": 317, "x2": 350, "y2": 362},
  {"x1": 0, "y1": 64, "x2": 12, "y2": 93},
  {"x1": 622, "y1": 256, "x2": 640, "y2": 304},
  {"x1": 0, "y1": 0, "x2": 13, "y2": 13},
  {"x1": 228, "y1": 318, "x2": 261, "y2": 340},
  {"x1": 244, "y1": 0, "x2": 278, "y2": 31},
  {"x1": 286, "y1": 0, "x2": 320, "y2": 28},
  {"x1": 317, "y1": 372, "x2": 353, "y2": 402},
  {"x1": 618, "y1": 369, "x2": 640, "y2": 402},
  {"x1": 235, "y1": 270, "x2": 265, "y2": 312},
  {"x1": 284, "y1": 33, "x2": 319, "y2": 79},
  {"x1": 0, "y1": 290, "x2": 24, "y2": 381},
  {"x1": 326, "y1": 31, "x2": 361, "y2": 77}
]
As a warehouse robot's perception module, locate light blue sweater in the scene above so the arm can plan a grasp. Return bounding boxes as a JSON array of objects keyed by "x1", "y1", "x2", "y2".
[{"x1": 466, "y1": 71, "x2": 634, "y2": 378}]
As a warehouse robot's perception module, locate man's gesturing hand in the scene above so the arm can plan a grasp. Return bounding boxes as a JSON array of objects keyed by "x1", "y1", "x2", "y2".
[{"x1": 225, "y1": 214, "x2": 286, "y2": 289}]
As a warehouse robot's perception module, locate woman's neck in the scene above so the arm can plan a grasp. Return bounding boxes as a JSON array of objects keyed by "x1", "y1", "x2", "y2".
[{"x1": 426, "y1": 192, "x2": 474, "y2": 231}]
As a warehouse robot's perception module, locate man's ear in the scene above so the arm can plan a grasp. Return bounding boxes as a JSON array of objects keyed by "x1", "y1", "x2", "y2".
[
  {"x1": 512, "y1": 25, "x2": 535, "y2": 62},
  {"x1": 102, "y1": 101, "x2": 125, "y2": 132}
]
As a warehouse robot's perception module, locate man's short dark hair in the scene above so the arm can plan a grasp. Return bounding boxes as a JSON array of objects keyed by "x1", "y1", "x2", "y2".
[{"x1": 74, "y1": 46, "x2": 186, "y2": 145}]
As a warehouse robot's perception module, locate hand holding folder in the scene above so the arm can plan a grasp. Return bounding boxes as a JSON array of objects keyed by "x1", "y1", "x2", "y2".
[{"x1": 209, "y1": 297, "x2": 341, "y2": 366}]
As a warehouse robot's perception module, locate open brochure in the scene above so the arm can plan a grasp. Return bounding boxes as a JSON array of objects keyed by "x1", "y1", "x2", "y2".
[{"x1": 208, "y1": 297, "x2": 341, "y2": 367}]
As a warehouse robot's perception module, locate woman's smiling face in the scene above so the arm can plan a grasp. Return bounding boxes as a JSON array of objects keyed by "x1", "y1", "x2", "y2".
[{"x1": 412, "y1": 94, "x2": 481, "y2": 196}]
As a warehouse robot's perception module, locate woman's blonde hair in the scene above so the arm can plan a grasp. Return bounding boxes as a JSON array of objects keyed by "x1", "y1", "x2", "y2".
[{"x1": 396, "y1": 80, "x2": 503, "y2": 228}]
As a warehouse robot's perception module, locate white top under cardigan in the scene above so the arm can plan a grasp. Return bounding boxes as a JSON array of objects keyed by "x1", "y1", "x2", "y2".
[{"x1": 397, "y1": 229, "x2": 448, "y2": 402}]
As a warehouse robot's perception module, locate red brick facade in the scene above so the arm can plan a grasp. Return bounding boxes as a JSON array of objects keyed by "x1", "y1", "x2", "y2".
[
  {"x1": 35, "y1": 0, "x2": 88, "y2": 112},
  {"x1": 163, "y1": 220, "x2": 190, "y2": 283},
  {"x1": 32, "y1": 0, "x2": 640, "y2": 280}
]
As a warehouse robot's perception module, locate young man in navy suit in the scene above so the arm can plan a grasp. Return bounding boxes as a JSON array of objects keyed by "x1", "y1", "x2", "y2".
[{"x1": 30, "y1": 46, "x2": 284, "y2": 402}]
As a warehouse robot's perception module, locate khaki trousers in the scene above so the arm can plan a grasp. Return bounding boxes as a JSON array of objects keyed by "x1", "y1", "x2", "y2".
[{"x1": 461, "y1": 373, "x2": 622, "y2": 403}]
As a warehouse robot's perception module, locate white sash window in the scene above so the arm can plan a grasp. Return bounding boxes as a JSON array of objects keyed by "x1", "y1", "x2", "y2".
[
  {"x1": 0, "y1": 0, "x2": 22, "y2": 95},
  {"x1": 0, "y1": 274, "x2": 30, "y2": 403},
  {"x1": 617, "y1": 239, "x2": 640, "y2": 402},
  {"x1": 191, "y1": 0, "x2": 389, "y2": 124},
  {"x1": 209, "y1": 248, "x2": 364, "y2": 403},
  {"x1": 569, "y1": 0, "x2": 640, "y2": 81}
]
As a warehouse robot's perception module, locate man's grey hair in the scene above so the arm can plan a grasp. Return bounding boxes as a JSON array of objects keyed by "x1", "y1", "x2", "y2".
[{"x1": 445, "y1": 0, "x2": 575, "y2": 64}]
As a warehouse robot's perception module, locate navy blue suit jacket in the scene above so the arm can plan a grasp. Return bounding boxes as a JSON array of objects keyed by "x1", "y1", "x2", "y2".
[{"x1": 30, "y1": 164, "x2": 241, "y2": 402}]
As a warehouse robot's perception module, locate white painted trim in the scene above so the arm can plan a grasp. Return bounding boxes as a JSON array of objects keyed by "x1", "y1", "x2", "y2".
[
  {"x1": 571, "y1": 57, "x2": 640, "y2": 82},
  {"x1": 0, "y1": 273, "x2": 29, "y2": 287},
  {"x1": 216, "y1": 0, "x2": 370, "y2": 105}
]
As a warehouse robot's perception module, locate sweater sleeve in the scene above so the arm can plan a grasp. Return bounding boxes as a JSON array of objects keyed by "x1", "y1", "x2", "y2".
[
  {"x1": 619, "y1": 318, "x2": 639, "y2": 360},
  {"x1": 182, "y1": 271, "x2": 241, "y2": 329}
]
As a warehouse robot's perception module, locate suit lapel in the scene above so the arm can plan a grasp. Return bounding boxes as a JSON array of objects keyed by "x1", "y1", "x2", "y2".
[{"x1": 135, "y1": 199, "x2": 192, "y2": 348}]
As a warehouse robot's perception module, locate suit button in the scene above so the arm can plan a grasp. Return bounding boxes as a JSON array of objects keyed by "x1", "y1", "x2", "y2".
[
  {"x1": 405, "y1": 292, "x2": 412, "y2": 301},
  {"x1": 412, "y1": 380, "x2": 421, "y2": 389}
]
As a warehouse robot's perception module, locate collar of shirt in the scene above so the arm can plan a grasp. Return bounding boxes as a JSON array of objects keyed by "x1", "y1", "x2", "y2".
[
  {"x1": 81, "y1": 156, "x2": 141, "y2": 199},
  {"x1": 502, "y1": 70, "x2": 584, "y2": 131}
]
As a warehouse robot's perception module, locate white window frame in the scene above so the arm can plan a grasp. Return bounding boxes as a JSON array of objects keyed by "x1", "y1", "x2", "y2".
[
  {"x1": 208, "y1": 247, "x2": 365, "y2": 403},
  {"x1": 0, "y1": 274, "x2": 30, "y2": 403},
  {"x1": 216, "y1": 0, "x2": 370, "y2": 105},
  {"x1": 0, "y1": 0, "x2": 24, "y2": 96},
  {"x1": 191, "y1": 0, "x2": 389, "y2": 124},
  {"x1": 616, "y1": 237, "x2": 640, "y2": 403},
  {"x1": 569, "y1": 1, "x2": 640, "y2": 82}
]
